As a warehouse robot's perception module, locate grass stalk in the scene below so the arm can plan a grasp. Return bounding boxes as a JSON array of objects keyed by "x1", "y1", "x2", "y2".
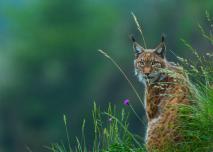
[
  {"x1": 63, "y1": 115, "x2": 72, "y2": 152},
  {"x1": 98, "y1": 49, "x2": 144, "y2": 108}
]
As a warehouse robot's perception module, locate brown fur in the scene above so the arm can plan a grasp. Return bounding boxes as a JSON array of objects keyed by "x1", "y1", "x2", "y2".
[
  {"x1": 133, "y1": 38, "x2": 191, "y2": 151},
  {"x1": 145, "y1": 70, "x2": 190, "y2": 151}
]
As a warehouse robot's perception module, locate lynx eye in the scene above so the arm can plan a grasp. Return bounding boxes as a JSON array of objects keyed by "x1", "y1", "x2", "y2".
[
  {"x1": 151, "y1": 61, "x2": 156, "y2": 65},
  {"x1": 140, "y1": 61, "x2": 145, "y2": 65},
  {"x1": 152, "y1": 61, "x2": 161, "y2": 67}
]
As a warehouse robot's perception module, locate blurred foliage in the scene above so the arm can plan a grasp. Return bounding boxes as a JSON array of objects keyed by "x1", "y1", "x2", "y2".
[{"x1": 0, "y1": 0, "x2": 213, "y2": 152}]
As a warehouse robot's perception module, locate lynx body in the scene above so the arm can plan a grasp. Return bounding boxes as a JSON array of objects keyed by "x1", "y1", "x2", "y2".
[{"x1": 132, "y1": 36, "x2": 190, "y2": 151}]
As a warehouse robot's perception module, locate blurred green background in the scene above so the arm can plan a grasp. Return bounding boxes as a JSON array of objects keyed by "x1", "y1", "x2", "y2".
[{"x1": 0, "y1": 0, "x2": 213, "y2": 151}]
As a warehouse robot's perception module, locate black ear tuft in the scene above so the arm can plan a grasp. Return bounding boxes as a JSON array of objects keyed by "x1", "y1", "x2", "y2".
[
  {"x1": 161, "y1": 33, "x2": 166, "y2": 42},
  {"x1": 154, "y1": 35, "x2": 166, "y2": 58},
  {"x1": 129, "y1": 34, "x2": 136, "y2": 42},
  {"x1": 161, "y1": 35, "x2": 165, "y2": 43}
]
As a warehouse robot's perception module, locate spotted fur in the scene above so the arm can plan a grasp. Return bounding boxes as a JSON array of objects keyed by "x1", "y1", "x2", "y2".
[{"x1": 132, "y1": 36, "x2": 191, "y2": 151}]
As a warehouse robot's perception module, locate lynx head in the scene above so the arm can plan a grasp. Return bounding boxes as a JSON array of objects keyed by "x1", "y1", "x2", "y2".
[{"x1": 132, "y1": 36, "x2": 167, "y2": 84}]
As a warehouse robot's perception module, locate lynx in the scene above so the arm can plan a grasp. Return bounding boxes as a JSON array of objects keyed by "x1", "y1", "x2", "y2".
[{"x1": 131, "y1": 36, "x2": 191, "y2": 151}]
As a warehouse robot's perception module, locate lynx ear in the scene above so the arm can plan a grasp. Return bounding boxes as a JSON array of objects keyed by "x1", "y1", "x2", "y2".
[
  {"x1": 154, "y1": 35, "x2": 166, "y2": 58},
  {"x1": 130, "y1": 35, "x2": 144, "y2": 57}
]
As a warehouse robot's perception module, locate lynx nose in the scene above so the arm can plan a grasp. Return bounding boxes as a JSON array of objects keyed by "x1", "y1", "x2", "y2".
[
  {"x1": 144, "y1": 73, "x2": 150, "y2": 77},
  {"x1": 144, "y1": 67, "x2": 151, "y2": 76}
]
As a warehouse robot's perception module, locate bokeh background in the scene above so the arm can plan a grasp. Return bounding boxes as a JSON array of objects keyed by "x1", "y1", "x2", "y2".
[{"x1": 0, "y1": 0, "x2": 213, "y2": 152}]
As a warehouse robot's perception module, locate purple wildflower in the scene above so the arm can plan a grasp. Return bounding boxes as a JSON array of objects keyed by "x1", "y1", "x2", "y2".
[{"x1": 123, "y1": 99, "x2": 129, "y2": 106}]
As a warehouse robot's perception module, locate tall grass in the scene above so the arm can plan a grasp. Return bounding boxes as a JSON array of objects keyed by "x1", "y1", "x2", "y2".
[
  {"x1": 48, "y1": 103, "x2": 146, "y2": 152},
  {"x1": 47, "y1": 13, "x2": 213, "y2": 152},
  {"x1": 163, "y1": 11, "x2": 213, "y2": 151}
]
